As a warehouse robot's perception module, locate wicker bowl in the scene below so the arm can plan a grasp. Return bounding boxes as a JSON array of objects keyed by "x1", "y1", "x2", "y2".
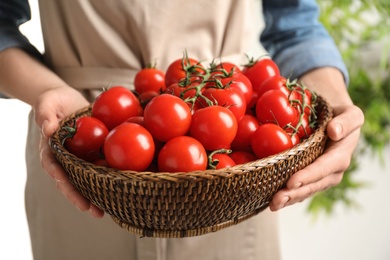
[{"x1": 49, "y1": 95, "x2": 332, "y2": 238}]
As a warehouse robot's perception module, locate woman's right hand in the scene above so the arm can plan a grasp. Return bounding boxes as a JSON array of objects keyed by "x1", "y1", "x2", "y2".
[
  {"x1": 34, "y1": 85, "x2": 105, "y2": 218},
  {"x1": 0, "y1": 48, "x2": 104, "y2": 218}
]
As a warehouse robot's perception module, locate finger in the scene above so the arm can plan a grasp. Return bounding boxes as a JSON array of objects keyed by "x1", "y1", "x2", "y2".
[
  {"x1": 327, "y1": 105, "x2": 364, "y2": 141},
  {"x1": 90, "y1": 204, "x2": 105, "y2": 218},
  {"x1": 56, "y1": 181, "x2": 90, "y2": 212},
  {"x1": 34, "y1": 98, "x2": 62, "y2": 137},
  {"x1": 39, "y1": 136, "x2": 69, "y2": 182},
  {"x1": 41, "y1": 118, "x2": 59, "y2": 138},
  {"x1": 269, "y1": 172, "x2": 342, "y2": 211},
  {"x1": 286, "y1": 128, "x2": 359, "y2": 189}
]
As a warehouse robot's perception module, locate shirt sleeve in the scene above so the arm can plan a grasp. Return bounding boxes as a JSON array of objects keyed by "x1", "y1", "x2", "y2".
[
  {"x1": 260, "y1": 0, "x2": 349, "y2": 84},
  {"x1": 0, "y1": 0, "x2": 42, "y2": 59}
]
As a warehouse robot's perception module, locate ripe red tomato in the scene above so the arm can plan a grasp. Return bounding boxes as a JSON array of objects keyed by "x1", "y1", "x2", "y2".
[
  {"x1": 242, "y1": 57, "x2": 280, "y2": 93},
  {"x1": 229, "y1": 150, "x2": 258, "y2": 165},
  {"x1": 104, "y1": 123, "x2": 155, "y2": 171},
  {"x1": 93, "y1": 158, "x2": 110, "y2": 167},
  {"x1": 255, "y1": 89, "x2": 300, "y2": 129},
  {"x1": 200, "y1": 86, "x2": 247, "y2": 122},
  {"x1": 231, "y1": 114, "x2": 260, "y2": 152},
  {"x1": 166, "y1": 79, "x2": 202, "y2": 99},
  {"x1": 165, "y1": 56, "x2": 204, "y2": 87},
  {"x1": 287, "y1": 131, "x2": 301, "y2": 146},
  {"x1": 91, "y1": 86, "x2": 142, "y2": 130},
  {"x1": 210, "y1": 153, "x2": 237, "y2": 169},
  {"x1": 164, "y1": 82, "x2": 185, "y2": 97},
  {"x1": 64, "y1": 116, "x2": 109, "y2": 162},
  {"x1": 158, "y1": 136, "x2": 207, "y2": 172},
  {"x1": 257, "y1": 75, "x2": 289, "y2": 98},
  {"x1": 295, "y1": 114, "x2": 314, "y2": 139},
  {"x1": 251, "y1": 123, "x2": 293, "y2": 159},
  {"x1": 289, "y1": 85, "x2": 314, "y2": 116},
  {"x1": 189, "y1": 105, "x2": 237, "y2": 151},
  {"x1": 246, "y1": 91, "x2": 259, "y2": 116},
  {"x1": 209, "y1": 61, "x2": 242, "y2": 77},
  {"x1": 217, "y1": 73, "x2": 253, "y2": 106},
  {"x1": 143, "y1": 94, "x2": 192, "y2": 142},
  {"x1": 134, "y1": 67, "x2": 166, "y2": 94},
  {"x1": 126, "y1": 116, "x2": 145, "y2": 126},
  {"x1": 164, "y1": 82, "x2": 204, "y2": 112},
  {"x1": 138, "y1": 90, "x2": 160, "y2": 106}
]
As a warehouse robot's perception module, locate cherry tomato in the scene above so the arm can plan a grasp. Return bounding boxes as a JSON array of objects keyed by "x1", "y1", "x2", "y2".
[
  {"x1": 91, "y1": 86, "x2": 142, "y2": 130},
  {"x1": 123, "y1": 115, "x2": 164, "y2": 161},
  {"x1": 209, "y1": 61, "x2": 242, "y2": 77},
  {"x1": 164, "y1": 82, "x2": 203, "y2": 112},
  {"x1": 126, "y1": 116, "x2": 145, "y2": 126},
  {"x1": 242, "y1": 57, "x2": 280, "y2": 92},
  {"x1": 287, "y1": 131, "x2": 301, "y2": 146},
  {"x1": 143, "y1": 94, "x2": 192, "y2": 142},
  {"x1": 217, "y1": 73, "x2": 253, "y2": 106},
  {"x1": 64, "y1": 116, "x2": 109, "y2": 162},
  {"x1": 158, "y1": 136, "x2": 207, "y2": 172},
  {"x1": 289, "y1": 85, "x2": 314, "y2": 116},
  {"x1": 210, "y1": 153, "x2": 237, "y2": 169},
  {"x1": 255, "y1": 89, "x2": 300, "y2": 129},
  {"x1": 138, "y1": 90, "x2": 160, "y2": 106},
  {"x1": 251, "y1": 123, "x2": 293, "y2": 159},
  {"x1": 134, "y1": 67, "x2": 166, "y2": 94},
  {"x1": 165, "y1": 56, "x2": 204, "y2": 87},
  {"x1": 246, "y1": 91, "x2": 259, "y2": 116},
  {"x1": 104, "y1": 123, "x2": 155, "y2": 171},
  {"x1": 257, "y1": 75, "x2": 289, "y2": 98},
  {"x1": 229, "y1": 150, "x2": 258, "y2": 165},
  {"x1": 165, "y1": 82, "x2": 185, "y2": 97},
  {"x1": 231, "y1": 114, "x2": 260, "y2": 152},
  {"x1": 93, "y1": 158, "x2": 110, "y2": 167},
  {"x1": 200, "y1": 86, "x2": 247, "y2": 122},
  {"x1": 189, "y1": 106, "x2": 237, "y2": 151},
  {"x1": 295, "y1": 114, "x2": 314, "y2": 139}
]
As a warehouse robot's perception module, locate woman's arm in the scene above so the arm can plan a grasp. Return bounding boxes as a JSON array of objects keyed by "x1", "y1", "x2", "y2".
[
  {"x1": 261, "y1": 0, "x2": 349, "y2": 83},
  {"x1": 261, "y1": 0, "x2": 364, "y2": 211},
  {"x1": 0, "y1": 0, "x2": 103, "y2": 217},
  {"x1": 0, "y1": 47, "x2": 103, "y2": 217}
]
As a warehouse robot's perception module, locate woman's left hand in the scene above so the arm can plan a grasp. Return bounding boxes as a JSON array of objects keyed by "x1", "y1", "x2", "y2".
[{"x1": 269, "y1": 67, "x2": 364, "y2": 211}]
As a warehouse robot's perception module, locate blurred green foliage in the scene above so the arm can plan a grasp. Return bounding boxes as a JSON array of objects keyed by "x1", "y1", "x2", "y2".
[{"x1": 308, "y1": 0, "x2": 390, "y2": 217}]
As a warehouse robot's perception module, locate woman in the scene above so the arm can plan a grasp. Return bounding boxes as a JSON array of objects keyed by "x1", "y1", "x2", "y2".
[{"x1": 0, "y1": 0, "x2": 363, "y2": 259}]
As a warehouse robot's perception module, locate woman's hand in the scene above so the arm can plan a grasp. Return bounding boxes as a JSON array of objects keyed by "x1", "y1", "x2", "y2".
[
  {"x1": 269, "y1": 67, "x2": 364, "y2": 211},
  {"x1": 34, "y1": 85, "x2": 105, "y2": 218},
  {"x1": 35, "y1": 86, "x2": 106, "y2": 218},
  {"x1": 0, "y1": 48, "x2": 105, "y2": 217}
]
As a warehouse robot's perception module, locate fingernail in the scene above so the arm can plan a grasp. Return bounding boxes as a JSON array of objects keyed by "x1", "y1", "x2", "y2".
[
  {"x1": 294, "y1": 182, "x2": 302, "y2": 189},
  {"x1": 53, "y1": 175, "x2": 62, "y2": 183},
  {"x1": 52, "y1": 169, "x2": 64, "y2": 183},
  {"x1": 275, "y1": 196, "x2": 290, "y2": 211},
  {"x1": 41, "y1": 120, "x2": 49, "y2": 137},
  {"x1": 334, "y1": 122, "x2": 343, "y2": 136},
  {"x1": 281, "y1": 196, "x2": 290, "y2": 206}
]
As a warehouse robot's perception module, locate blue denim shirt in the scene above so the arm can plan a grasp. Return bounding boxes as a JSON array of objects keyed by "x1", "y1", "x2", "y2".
[{"x1": 0, "y1": 0, "x2": 348, "y2": 83}]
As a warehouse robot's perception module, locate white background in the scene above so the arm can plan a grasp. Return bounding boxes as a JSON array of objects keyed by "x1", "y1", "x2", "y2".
[{"x1": 1, "y1": 1, "x2": 390, "y2": 259}]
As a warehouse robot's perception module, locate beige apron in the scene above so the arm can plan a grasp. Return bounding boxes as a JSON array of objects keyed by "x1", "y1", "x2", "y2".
[{"x1": 26, "y1": 0, "x2": 280, "y2": 259}]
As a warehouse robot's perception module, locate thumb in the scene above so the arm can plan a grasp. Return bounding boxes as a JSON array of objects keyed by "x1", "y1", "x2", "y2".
[
  {"x1": 327, "y1": 105, "x2": 364, "y2": 141},
  {"x1": 41, "y1": 119, "x2": 59, "y2": 138},
  {"x1": 34, "y1": 103, "x2": 61, "y2": 138}
]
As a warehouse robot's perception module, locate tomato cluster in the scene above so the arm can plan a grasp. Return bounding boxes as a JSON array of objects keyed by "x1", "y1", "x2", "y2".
[{"x1": 63, "y1": 53, "x2": 318, "y2": 172}]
